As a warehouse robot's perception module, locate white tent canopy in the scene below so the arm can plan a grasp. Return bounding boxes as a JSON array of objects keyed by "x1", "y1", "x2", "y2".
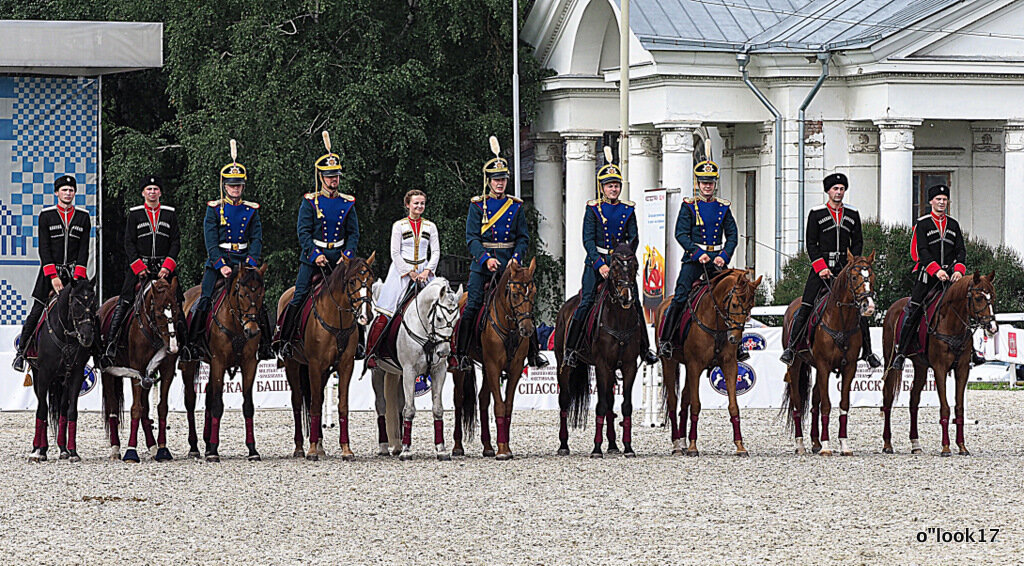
[{"x1": 0, "y1": 20, "x2": 162, "y2": 75}]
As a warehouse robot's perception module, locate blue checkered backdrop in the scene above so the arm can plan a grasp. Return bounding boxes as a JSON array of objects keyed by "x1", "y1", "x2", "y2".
[{"x1": 0, "y1": 76, "x2": 99, "y2": 331}]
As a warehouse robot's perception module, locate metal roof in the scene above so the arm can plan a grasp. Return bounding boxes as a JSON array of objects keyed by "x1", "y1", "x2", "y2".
[{"x1": 620, "y1": 0, "x2": 964, "y2": 52}]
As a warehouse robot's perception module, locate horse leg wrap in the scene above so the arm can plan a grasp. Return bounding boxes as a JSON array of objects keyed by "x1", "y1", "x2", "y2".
[
  {"x1": 838, "y1": 412, "x2": 848, "y2": 439},
  {"x1": 881, "y1": 407, "x2": 892, "y2": 441},
  {"x1": 688, "y1": 414, "x2": 698, "y2": 442},
  {"x1": 293, "y1": 410, "x2": 304, "y2": 445},
  {"x1": 955, "y1": 417, "x2": 965, "y2": 446},
  {"x1": 128, "y1": 417, "x2": 141, "y2": 448},
  {"x1": 792, "y1": 410, "x2": 803, "y2": 439},
  {"x1": 480, "y1": 408, "x2": 491, "y2": 445},
  {"x1": 940, "y1": 417, "x2": 950, "y2": 447},
  {"x1": 203, "y1": 412, "x2": 212, "y2": 443},
  {"x1": 810, "y1": 408, "x2": 820, "y2": 440},
  {"x1": 622, "y1": 417, "x2": 632, "y2": 444},
  {"x1": 245, "y1": 417, "x2": 255, "y2": 445},
  {"x1": 33, "y1": 418, "x2": 46, "y2": 449},
  {"x1": 338, "y1": 416, "x2": 349, "y2": 446},
  {"x1": 594, "y1": 415, "x2": 605, "y2": 445},
  {"x1": 495, "y1": 417, "x2": 509, "y2": 445},
  {"x1": 142, "y1": 418, "x2": 156, "y2": 448},
  {"x1": 67, "y1": 421, "x2": 77, "y2": 451},
  {"x1": 109, "y1": 416, "x2": 120, "y2": 447},
  {"x1": 669, "y1": 412, "x2": 681, "y2": 441},
  {"x1": 731, "y1": 415, "x2": 742, "y2": 442},
  {"x1": 909, "y1": 407, "x2": 919, "y2": 440},
  {"x1": 606, "y1": 412, "x2": 616, "y2": 445},
  {"x1": 209, "y1": 417, "x2": 221, "y2": 446},
  {"x1": 377, "y1": 415, "x2": 388, "y2": 444},
  {"x1": 558, "y1": 410, "x2": 569, "y2": 442},
  {"x1": 309, "y1": 415, "x2": 321, "y2": 445},
  {"x1": 402, "y1": 419, "x2": 413, "y2": 447},
  {"x1": 820, "y1": 413, "x2": 830, "y2": 442},
  {"x1": 453, "y1": 409, "x2": 463, "y2": 445},
  {"x1": 158, "y1": 419, "x2": 168, "y2": 446},
  {"x1": 57, "y1": 416, "x2": 67, "y2": 448},
  {"x1": 433, "y1": 419, "x2": 444, "y2": 446}
]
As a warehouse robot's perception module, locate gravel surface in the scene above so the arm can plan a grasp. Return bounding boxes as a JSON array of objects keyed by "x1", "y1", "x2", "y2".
[{"x1": 0, "y1": 390, "x2": 1021, "y2": 565}]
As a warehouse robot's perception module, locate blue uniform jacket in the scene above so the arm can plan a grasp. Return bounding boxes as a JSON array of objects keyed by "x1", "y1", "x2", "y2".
[
  {"x1": 675, "y1": 197, "x2": 738, "y2": 264},
  {"x1": 466, "y1": 195, "x2": 529, "y2": 274},
  {"x1": 297, "y1": 191, "x2": 359, "y2": 264},
  {"x1": 204, "y1": 199, "x2": 263, "y2": 270},
  {"x1": 583, "y1": 199, "x2": 638, "y2": 271}
]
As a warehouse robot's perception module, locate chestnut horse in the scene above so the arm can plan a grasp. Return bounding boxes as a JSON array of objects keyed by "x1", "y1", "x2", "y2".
[
  {"x1": 99, "y1": 277, "x2": 182, "y2": 462},
  {"x1": 277, "y1": 253, "x2": 375, "y2": 461},
  {"x1": 179, "y1": 264, "x2": 268, "y2": 462},
  {"x1": 880, "y1": 272, "x2": 997, "y2": 455},
  {"x1": 553, "y1": 243, "x2": 643, "y2": 457},
  {"x1": 451, "y1": 258, "x2": 537, "y2": 460},
  {"x1": 653, "y1": 269, "x2": 761, "y2": 456},
  {"x1": 782, "y1": 251, "x2": 876, "y2": 456}
]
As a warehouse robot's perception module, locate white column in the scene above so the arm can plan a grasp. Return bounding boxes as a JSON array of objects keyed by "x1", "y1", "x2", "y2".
[
  {"x1": 1004, "y1": 120, "x2": 1024, "y2": 257},
  {"x1": 562, "y1": 132, "x2": 600, "y2": 300},
  {"x1": 627, "y1": 129, "x2": 660, "y2": 201},
  {"x1": 532, "y1": 133, "x2": 564, "y2": 260},
  {"x1": 874, "y1": 119, "x2": 922, "y2": 226},
  {"x1": 657, "y1": 122, "x2": 700, "y2": 295}
]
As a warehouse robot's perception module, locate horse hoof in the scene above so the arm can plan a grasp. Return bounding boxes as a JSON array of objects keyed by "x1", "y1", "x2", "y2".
[
  {"x1": 205, "y1": 454, "x2": 220, "y2": 463},
  {"x1": 557, "y1": 448, "x2": 570, "y2": 456},
  {"x1": 247, "y1": 453, "x2": 261, "y2": 462},
  {"x1": 940, "y1": 451, "x2": 951, "y2": 458},
  {"x1": 187, "y1": 449, "x2": 201, "y2": 460},
  {"x1": 686, "y1": 450, "x2": 699, "y2": 457},
  {"x1": 736, "y1": 450, "x2": 749, "y2": 457},
  {"x1": 606, "y1": 446, "x2": 621, "y2": 455},
  {"x1": 305, "y1": 453, "x2": 319, "y2": 462},
  {"x1": 341, "y1": 453, "x2": 356, "y2": 462},
  {"x1": 819, "y1": 450, "x2": 833, "y2": 457},
  {"x1": 841, "y1": 451, "x2": 853, "y2": 456},
  {"x1": 911, "y1": 448, "x2": 923, "y2": 455},
  {"x1": 882, "y1": 446, "x2": 894, "y2": 454},
  {"x1": 59, "y1": 450, "x2": 70, "y2": 461},
  {"x1": 68, "y1": 452, "x2": 81, "y2": 463},
  {"x1": 590, "y1": 451, "x2": 603, "y2": 459},
  {"x1": 811, "y1": 445, "x2": 822, "y2": 454},
  {"x1": 122, "y1": 449, "x2": 140, "y2": 463},
  {"x1": 377, "y1": 449, "x2": 390, "y2": 457},
  {"x1": 293, "y1": 449, "x2": 305, "y2": 458},
  {"x1": 495, "y1": 452, "x2": 513, "y2": 461},
  {"x1": 399, "y1": 452, "x2": 413, "y2": 461},
  {"x1": 437, "y1": 453, "x2": 452, "y2": 462},
  {"x1": 959, "y1": 449, "x2": 971, "y2": 456},
  {"x1": 28, "y1": 452, "x2": 45, "y2": 463},
  {"x1": 624, "y1": 450, "x2": 636, "y2": 458},
  {"x1": 154, "y1": 448, "x2": 173, "y2": 462},
  {"x1": 671, "y1": 449, "x2": 684, "y2": 456},
  {"x1": 482, "y1": 449, "x2": 496, "y2": 458},
  {"x1": 452, "y1": 447, "x2": 465, "y2": 457}
]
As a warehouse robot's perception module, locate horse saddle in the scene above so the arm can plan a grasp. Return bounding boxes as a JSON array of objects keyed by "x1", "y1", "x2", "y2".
[
  {"x1": 368, "y1": 286, "x2": 420, "y2": 364},
  {"x1": 450, "y1": 278, "x2": 499, "y2": 353},
  {"x1": 186, "y1": 283, "x2": 232, "y2": 338},
  {"x1": 895, "y1": 286, "x2": 945, "y2": 356},
  {"x1": 792, "y1": 289, "x2": 831, "y2": 351},
  {"x1": 24, "y1": 296, "x2": 61, "y2": 359},
  {"x1": 273, "y1": 273, "x2": 326, "y2": 343},
  {"x1": 658, "y1": 280, "x2": 712, "y2": 345},
  {"x1": 100, "y1": 299, "x2": 138, "y2": 342}
]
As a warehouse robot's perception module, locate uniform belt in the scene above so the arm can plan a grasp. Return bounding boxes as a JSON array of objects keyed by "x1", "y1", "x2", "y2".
[
  {"x1": 404, "y1": 258, "x2": 426, "y2": 265},
  {"x1": 597, "y1": 246, "x2": 612, "y2": 255},
  {"x1": 314, "y1": 239, "x2": 345, "y2": 250},
  {"x1": 483, "y1": 242, "x2": 514, "y2": 249},
  {"x1": 696, "y1": 243, "x2": 723, "y2": 253},
  {"x1": 218, "y1": 242, "x2": 248, "y2": 251}
]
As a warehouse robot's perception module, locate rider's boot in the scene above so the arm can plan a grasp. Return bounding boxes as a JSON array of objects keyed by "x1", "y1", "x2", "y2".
[
  {"x1": 454, "y1": 308, "x2": 478, "y2": 371},
  {"x1": 257, "y1": 305, "x2": 275, "y2": 361},
  {"x1": 859, "y1": 316, "x2": 882, "y2": 368},
  {"x1": 633, "y1": 303, "x2": 658, "y2": 365},
  {"x1": 658, "y1": 303, "x2": 683, "y2": 359},
  {"x1": 563, "y1": 317, "x2": 585, "y2": 368},
  {"x1": 102, "y1": 296, "x2": 131, "y2": 366},
  {"x1": 12, "y1": 303, "x2": 44, "y2": 372},
  {"x1": 183, "y1": 298, "x2": 210, "y2": 362},
  {"x1": 275, "y1": 304, "x2": 301, "y2": 361},
  {"x1": 780, "y1": 304, "x2": 811, "y2": 367},
  {"x1": 890, "y1": 304, "x2": 922, "y2": 372},
  {"x1": 528, "y1": 332, "x2": 549, "y2": 368},
  {"x1": 354, "y1": 324, "x2": 366, "y2": 360}
]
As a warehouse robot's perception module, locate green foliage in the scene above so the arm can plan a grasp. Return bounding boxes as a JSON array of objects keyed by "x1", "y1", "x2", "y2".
[{"x1": 772, "y1": 220, "x2": 1024, "y2": 317}]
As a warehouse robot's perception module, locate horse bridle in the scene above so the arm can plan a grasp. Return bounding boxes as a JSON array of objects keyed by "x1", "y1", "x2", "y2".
[
  {"x1": 312, "y1": 261, "x2": 373, "y2": 354},
  {"x1": 607, "y1": 253, "x2": 636, "y2": 309},
  {"x1": 401, "y1": 283, "x2": 460, "y2": 366},
  {"x1": 135, "y1": 281, "x2": 179, "y2": 351},
  {"x1": 829, "y1": 260, "x2": 875, "y2": 313},
  {"x1": 63, "y1": 291, "x2": 97, "y2": 347},
  {"x1": 502, "y1": 276, "x2": 536, "y2": 332},
  {"x1": 930, "y1": 282, "x2": 996, "y2": 356}
]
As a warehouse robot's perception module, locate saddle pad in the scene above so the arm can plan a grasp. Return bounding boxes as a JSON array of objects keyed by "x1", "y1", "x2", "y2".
[
  {"x1": 373, "y1": 291, "x2": 419, "y2": 363},
  {"x1": 794, "y1": 292, "x2": 831, "y2": 351},
  {"x1": 185, "y1": 285, "x2": 229, "y2": 337},
  {"x1": 25, "y1": 297, "x2": 60, "y2": 358},
  {"x1": 657, "y1": 281, "x2": 711, "y2": 344},
  {"x1": 894, "y1": 287, "x2": 944, "y2": 356},
  {"x1": 100, "y1": 299, "x2": 138, "y2": 341}
]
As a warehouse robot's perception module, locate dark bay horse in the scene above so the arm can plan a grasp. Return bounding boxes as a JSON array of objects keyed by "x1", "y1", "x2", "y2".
[
  {"x1": 653, "y1": 269, "x2": 761, "y2": 456},
  {"x1": 880, "y1": 272, "x2": 997, "y2": 455},
  {"x1": 554, "y1": 244, "x2": 643, "y2": 457},
  {"x1": 99, "y1": 277, "x2": 182, "y2": 462},
  {"x1": 451, "y1": 258, "x2": 538, "y2": 460},
  {"x1": 782, "y1": 251, "x2": 876, "y2": 456},
  {"x1": 26, "y1": 278, "x2": 99, "y2": 462},
  {"x1": 276, "y1": 253, "x2": 375, "y2": 461},
  {"x1": 180, "y1": 264, "x2": 268, "y2": 462}
]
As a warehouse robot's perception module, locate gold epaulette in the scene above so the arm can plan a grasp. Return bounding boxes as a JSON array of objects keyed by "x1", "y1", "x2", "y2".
[
  {"x1": 621, "y1": 199, "x2": 635, "y2": 207},
  {"x1": 587, "y1": 199, "x2": 601, "y2": 206},
  {"x1": 683, "y1": 197, "x2": 695, "y2": 204},
  {"x1": 207, "y1": 199, "x2": 220, "y2": 207},
  {"x1": 242, "y1": 200, "x2": 260, "y2": 209},
  {"x1": 716, "y1": 198, "x2": 731, "y2": 206},
  {"x1": 338, "y1": 193, "x2": 355, "y2": 202},
  {"x1": 471, "y1": 195, "x2": 485, "y2": 203},
  {"x1": 508, "y1": 196, "x2": 523, "y2": 203},
  {"x1": 304, "y1": 192, "x2": 317, "y2": 201}
]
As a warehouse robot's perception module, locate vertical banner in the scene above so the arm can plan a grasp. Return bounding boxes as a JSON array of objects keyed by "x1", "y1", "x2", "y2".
[
  {"x1": 641, "y1": 187, "x2": 666, "y2": 323},
  {"x1": 0, "y1": 76, "x2": 99, "y2": 333}
]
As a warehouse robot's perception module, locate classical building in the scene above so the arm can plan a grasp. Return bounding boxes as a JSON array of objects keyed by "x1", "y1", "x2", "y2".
[{"x1": 522, "y1": 0, "x2": 1024, "y2": 298}]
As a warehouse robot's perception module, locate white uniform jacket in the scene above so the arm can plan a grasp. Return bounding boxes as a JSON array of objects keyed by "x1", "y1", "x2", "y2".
[{"x1": 376, "y1": 217, "x2": 440, "y2": 316}]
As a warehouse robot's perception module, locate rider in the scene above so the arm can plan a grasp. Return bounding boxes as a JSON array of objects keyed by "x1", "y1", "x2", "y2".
[
  {"x1": 562, "y1": 156, "x2": 658, "y2": 367},
  {"x1": 452, "y1": 141, "x2": 548, "y2": 370},
  {"x1": 889, "y1": 184, "x2": 966, "y2": 371},
  {"x1": 273, "y1": 143, "x2": 360, "y2": 360},
  {"x1": 366, "y1": 189, "x2": 440, "y2": 362},
  {"x1": 12, "y1": 175, "x2": 92, "y2": 372},
  {"x1": 102, "y1": 175, "x2": 183, "y2": 366},
  {"x1": 780, "y1": 173, "x2": 882, "y2": 368},
  {"x1": 183, "y1": 148, "x2": 273, "y2": 361},
  {"x1": 658, "y1": 159, "x2": 744, "y2": 360}
]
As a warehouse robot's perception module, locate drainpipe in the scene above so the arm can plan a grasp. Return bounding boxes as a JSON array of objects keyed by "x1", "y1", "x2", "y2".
[
  {"x1": 798, "y1": 53, "x2": 830, "y2": 251},
  {"x1": 738, "y1": 52, "x2": 784, "y2": 282}
]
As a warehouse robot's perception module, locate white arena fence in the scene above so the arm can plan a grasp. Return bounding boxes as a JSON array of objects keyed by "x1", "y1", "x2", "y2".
[{"x1": 2, "y1": 321, "x2": 1021, "y2": 421}]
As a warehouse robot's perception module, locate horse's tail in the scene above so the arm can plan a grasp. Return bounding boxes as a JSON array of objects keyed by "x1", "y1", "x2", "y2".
[
  {"x1": 883, "y1": 366, "x2": 903, "y2": 410},
  {"x1": 460, "y1": 365, "x2": 477, "y2": 435},
  {"x1": 101, "y1": 369, "x2": 124, "y2": 439},
  {"x1": 299, "y1": 365, "x2": 312, "y2": 439},
  {"x1": 566, "y1": 363, "x2": 591, "y2": 428},
  {"x1": 780, "y1": 364, "x2": 812, "y2": 430},
  {"x1": 48, "y1": 378, "x2": 62, "y2": 439}
]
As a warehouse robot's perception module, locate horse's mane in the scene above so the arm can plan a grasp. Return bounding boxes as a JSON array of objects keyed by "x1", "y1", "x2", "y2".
[{"x1": 327, "y1": 256, "x2": 366, "y2": 289}]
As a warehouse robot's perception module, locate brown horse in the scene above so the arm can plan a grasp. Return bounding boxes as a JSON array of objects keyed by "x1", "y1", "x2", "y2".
[
  {"x1": 179, "y1": 264, "x2": 268, "y2": 462},
  {"x1": 276, "y1": 253, "x2": 375, "y2": 461},
  {"x1": 553, "y1": 243, "x2": 643, "y2": 457},
  {"x1": 654, "y1": 269, "x2": 761, "y2": 456},
  {"x1": 782, "y1": 251, "x2": 876, "y2": 456},
  {"x1": 99, "y1": 277, "x2": 182, "y2": 462},
  {"x1": 880, "y1": 272, "x2": 997, "y2": 456},
  {"x1": 451, "y1": 258, "x2": 537, "y2": 460}
]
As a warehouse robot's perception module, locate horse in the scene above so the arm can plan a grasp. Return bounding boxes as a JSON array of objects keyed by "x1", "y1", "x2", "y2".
[
  {"x1": 781, "y1": 251, "x2": 876, "y2": 456},
  {"x1": 179, "y1": 263, "x2": 268, "y2": 462},
  {"x1": 553, "y1": 243, "x2": 643, "y2": 457},
  {"x1": 370, "y1": 278, "x2": 462, "y2": 460},
  {"x1": 653, "y1": 268, "x2": 762, "y2": 456},
  {"x1": 880, "y1": 272, "x2": 997, "y2": 455},
  {"x1": 450, "y1": 258, "x2": 538, "y2": 460},
  {"x1": 277, "y1": 253, "x2": 375, "y2": 461},
  {"x1": 25, "y1": 278, "x2": 99, "y2": 462},
  {"x1": 99, "y1": 277, "x2": 182, "y2": 462}
]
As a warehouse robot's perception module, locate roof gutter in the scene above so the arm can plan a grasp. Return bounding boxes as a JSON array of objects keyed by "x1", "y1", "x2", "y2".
[
  {"x1": 737, "y1": 52, "x2": 783, "y2": 282},
  {"x1": 798, "y1": 53, "x2": 830, "y2": 251}
]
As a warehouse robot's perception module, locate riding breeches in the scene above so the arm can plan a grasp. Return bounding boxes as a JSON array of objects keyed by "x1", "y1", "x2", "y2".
[
  {"x1": 672, "y1": 262, "x2": 720, "y2": 307},
  {"x1": 465, "y1": 269, "x2": 489, "y2": 313}
]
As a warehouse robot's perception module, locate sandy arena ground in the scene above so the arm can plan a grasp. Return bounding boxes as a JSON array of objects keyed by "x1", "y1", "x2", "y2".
[{"x1": 0, "y1": 390, "x2": 1021, "y2": 565}]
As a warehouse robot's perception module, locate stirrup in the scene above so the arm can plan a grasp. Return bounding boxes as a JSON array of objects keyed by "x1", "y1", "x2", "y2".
[
  {"x1": 889, "y1": 353, "x2": 907, "y2": 372},
  {"x1": 11, "y1": 353, "x2": 26, "y2": 373},
  {"x1": 865, "y1": 353, "x2": 882, "y2": 369},
  {"x1": 564, "y1": 349, "x2": 580, "y2": 368},
  {"x1": 642, "y1": 349, "x2": 659, "y2": 365},
  {"x1": 737, "y1": 347, "x2": 750, "y2": 363},
  {"x1": 658, "y1": 341, "x2": 674, "y2": 359},
  {"x1": 530, "y1": 352, "x2": 549, "y2": 368},
  {"x1": 780, "y1": 348, "x2": 796, "y2": 367},
  {"x1": 457, "y1": 355, "x2": 473, "y2": 371}
]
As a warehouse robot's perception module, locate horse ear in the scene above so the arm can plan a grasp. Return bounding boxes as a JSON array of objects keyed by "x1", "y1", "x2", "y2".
[
  {"x1": 258, "y1": 263, "x2": 268, "y2": 276},
  {"x1": 366, "y1": 251, "x2": 376, "y2": 266},
  {"x1": 455, "y1": 284, "x2": 464, "y2": 298},
  {"x1": 752, "y1": 275, "x2": 763, "y2": 288},
  {"x1": 867, "y1": 249, "x2": 876, "y2": 263},
  {"x1": 973, "y1": 271, "x2": 980, "y2": 284},
  {"x1": 528, "y1": 257, "x2": 536, "y2": 274},
  {"x1": 337, "y1": 254, "x2": 350, "y2": 266},
  {"x1": 847, "y1": 249, "x2": 854, "y2": 264},
  {"x1": 987, "y1": 270, "x2": 996, "y2": 282}
]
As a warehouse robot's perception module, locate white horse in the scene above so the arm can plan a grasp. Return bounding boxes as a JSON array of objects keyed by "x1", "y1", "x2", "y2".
[{"x1": 371, "y1": 277, "x2": 462, "y2": 460}]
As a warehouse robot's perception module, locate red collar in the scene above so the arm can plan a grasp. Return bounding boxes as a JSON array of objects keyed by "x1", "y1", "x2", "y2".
[
  {"x1": 408, "y1": 216, "x2": 422, "y2": 236},
  {"x1": 930, "y1": 212, "x2": 946, "y2": 222},
  {"x1": 56, "y1": 203, "x2": 74, "y2": 213},
  {"x1": 144, "y1": 202, "x2": 161, "y2": 211},
  {"x1": 826, "y1": 202, "x2": 843, "y2": 213}
]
